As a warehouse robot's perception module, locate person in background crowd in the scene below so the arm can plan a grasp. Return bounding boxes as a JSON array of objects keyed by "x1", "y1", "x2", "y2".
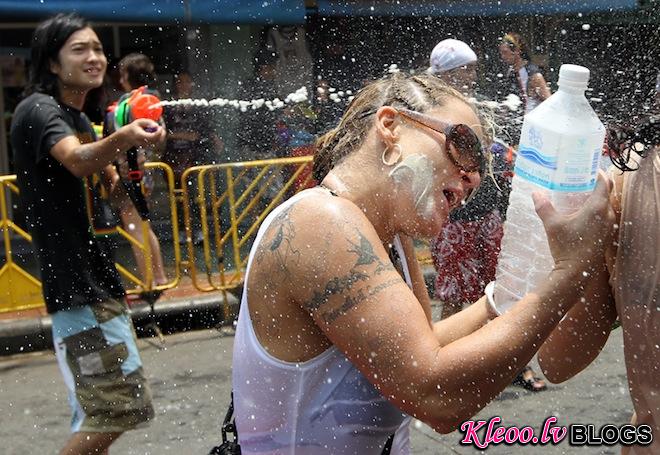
[
  {"x1": 236, "y1": 49, "x2": 280, "y2": 160},
  {"x1": 498, "y1": 32, "x2": 551, "y2": 115},
  {"x1": 162, "y1": 71, "x2": 223, "y2": 245},
  {"x1": 428, "y1": 38, "x2": 547, "y2": 392},
  {"x1": 163, "y1": 72, "x2": 223, "y2": 168},
  {"x1": 427, "y1": 38, "x2": 478, "y2": 95},
  {"x1": 11, "y1": 13, "x2": 164, "y2": 454}
]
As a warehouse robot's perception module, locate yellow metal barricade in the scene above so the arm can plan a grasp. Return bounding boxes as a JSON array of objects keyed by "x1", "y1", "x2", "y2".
[
  {"x1": 1, "y1": 156, "x2": 435, "y2": 317},
  {"x1": 0, "y1": 175, "x2": 43, "y2": 312},
  {"x1": 112, "y1": 161, "x2": 182, "y2": 297},
  {"x1": 179, "y1": 156, "x2": 315, "y2": 298},
  {"x1": 0, "y1": 162, "x2": 182, "y2": 313},
  {"x1": 0, "y1": 157, "x2": 316, "y2": 315}
]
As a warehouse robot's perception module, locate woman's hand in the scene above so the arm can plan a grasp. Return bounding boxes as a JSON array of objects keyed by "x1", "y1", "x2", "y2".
[{"x1": 534, "y1": 171, "x2": 615, "y2": 270}]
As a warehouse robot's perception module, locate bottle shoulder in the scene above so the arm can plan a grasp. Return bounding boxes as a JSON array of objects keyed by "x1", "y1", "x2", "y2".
[{"x1": 523, "y1": 94, "x2": 604, "y2": 136}]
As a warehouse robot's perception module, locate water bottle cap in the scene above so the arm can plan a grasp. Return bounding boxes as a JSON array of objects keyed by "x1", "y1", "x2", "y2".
[{"x1": 558, "y1": 64, "x2": 590, "y2": 89}]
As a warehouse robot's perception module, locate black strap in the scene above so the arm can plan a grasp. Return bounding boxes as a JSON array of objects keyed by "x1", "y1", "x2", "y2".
[
  {"x1": 209, "y1": 392, "x2": 241, "y2": 454},
  {"x1": 318, "y1": 183, "x2": 338, "y2": 197},
  {"x1": 381, "y1": 433, "x2": 395, "y2": 455},
  {"x1": 121, "y1": 179, "x2": 150, "y2": 221},
  {"x1": 219, "y1": 392, "x2": 392, "y2": 454},
  {"x1": 221, "y1": 392, "x2": 239, "y2": 443}
]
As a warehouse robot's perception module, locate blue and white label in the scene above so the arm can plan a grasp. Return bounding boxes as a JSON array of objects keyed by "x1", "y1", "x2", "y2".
[
  {"x1": 515, "y1": 123, "x2": 603, "y2": 192},
  {"x1": 517, "y1": 146, "x2": 558, "y2": 170}
]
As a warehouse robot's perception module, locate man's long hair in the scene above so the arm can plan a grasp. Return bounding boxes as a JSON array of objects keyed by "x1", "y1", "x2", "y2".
[{"x1": 25, "y1": 13, "x2": 89, "y2": 98}]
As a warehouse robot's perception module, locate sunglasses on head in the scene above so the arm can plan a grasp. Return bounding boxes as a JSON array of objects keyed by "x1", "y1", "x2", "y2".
[{"x1": 395, "y1": 108, "x2": 485, "y2": 175}]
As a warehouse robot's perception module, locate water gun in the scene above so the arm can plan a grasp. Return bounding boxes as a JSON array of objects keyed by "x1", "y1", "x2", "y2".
[
  {"x1": 114, "y1": 86, "x2": 163, "y2": 129},
  {"x1": 109, "y1": 86, "x2": 163, "y2": 220},
  {"x1": 113, "y1": 86, "x2": 163, "y2": 181}
]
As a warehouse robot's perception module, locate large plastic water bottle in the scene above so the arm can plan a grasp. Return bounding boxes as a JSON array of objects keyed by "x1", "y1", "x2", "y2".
[{"x1": 493, "y1": 64, "x2": 606, "y2": 312}]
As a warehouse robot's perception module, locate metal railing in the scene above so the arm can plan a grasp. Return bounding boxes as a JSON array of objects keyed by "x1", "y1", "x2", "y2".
[
  {"x1": 112, "y1": 162, "x2": 182, "y2": 297},
  {"x1": 0, "y1": 175, "x2": 43, "y2": 312},
  {"x1": 1, "y1": 155, "x2": 431, "y2": 317},
  {"x1": 178, "y1": 155, "x2": 315, "y2": 320},
  {"x1": 0, "y1": 156, "x2": 316, "y2": 315}
]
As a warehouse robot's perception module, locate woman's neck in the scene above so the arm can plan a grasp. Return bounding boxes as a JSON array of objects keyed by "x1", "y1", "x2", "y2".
[{"x1": 322, "y1": 170, "x2": 396, "y2": 244}]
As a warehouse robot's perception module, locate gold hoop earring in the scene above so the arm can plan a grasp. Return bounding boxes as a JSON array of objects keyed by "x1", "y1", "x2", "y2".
[{"x1": 381, "y1": 143, "x2": 402, "y2": 166}]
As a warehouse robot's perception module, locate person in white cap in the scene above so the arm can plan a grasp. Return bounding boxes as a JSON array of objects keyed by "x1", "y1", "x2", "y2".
[{"x1": 428, "y1": 38, "x2": 478, "y2": 93}]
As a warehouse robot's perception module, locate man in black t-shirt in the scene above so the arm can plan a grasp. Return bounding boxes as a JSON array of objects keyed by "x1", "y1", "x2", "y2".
[
  {"x1": 14, "y1": 93, "x2": 126, "y2": 309},
  {"x1": 10, "y1": 14, "x2": 164, "y2": 454}
]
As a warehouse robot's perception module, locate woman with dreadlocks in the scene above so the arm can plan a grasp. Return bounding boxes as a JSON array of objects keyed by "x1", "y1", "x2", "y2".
[
  {"x1": 539, "y1": 109, "x2": 660, "y2": 454},
  {"x1": 231, "y1": 73, "x2": 614, "y2": 453}
]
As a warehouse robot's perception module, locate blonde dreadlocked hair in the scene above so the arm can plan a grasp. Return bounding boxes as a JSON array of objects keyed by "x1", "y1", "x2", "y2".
[{"x1": 313, "y1": 73, "x2": 490, "y2": 182}]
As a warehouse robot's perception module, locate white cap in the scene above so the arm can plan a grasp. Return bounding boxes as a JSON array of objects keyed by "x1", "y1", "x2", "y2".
[
  {"x1": 558, "y1": 64, "x2": 590, "y2": 89},
  {"x1": 428, "y1": 39, "x2": 477, "y2": 74}
]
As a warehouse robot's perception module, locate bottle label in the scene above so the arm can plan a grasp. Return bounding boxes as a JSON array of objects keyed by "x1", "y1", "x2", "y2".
[{"x1": 515, "y1": 125, "x2": 602, "y2": 192}]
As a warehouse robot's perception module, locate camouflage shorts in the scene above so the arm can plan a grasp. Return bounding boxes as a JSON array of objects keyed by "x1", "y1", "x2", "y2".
[{"x1": 52, "y1": 298, "x2": 154, "y2": 433}]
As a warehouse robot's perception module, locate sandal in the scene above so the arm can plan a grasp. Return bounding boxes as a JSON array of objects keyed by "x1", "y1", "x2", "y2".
[{"x1": 512, "y1": 366, "x2": 547, "y2": 392}]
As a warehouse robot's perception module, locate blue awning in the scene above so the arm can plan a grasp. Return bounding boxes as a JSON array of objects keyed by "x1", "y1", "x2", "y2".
[
  {"x1": 188, "y1": 0, "x2": 306, "y2": 24},
  {"x1": 0, "y1": 0, "x2": 305, "y2": 24},
  {"x1": 316, "y1": 0, "x2": 639, "y2": 17},
  {"x1": 0, "y1": 0, "x2": 184, "y2": 22}
]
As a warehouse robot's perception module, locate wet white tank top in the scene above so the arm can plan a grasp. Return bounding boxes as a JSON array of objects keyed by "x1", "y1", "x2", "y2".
[{"x1": 233, "y1": 188, "x2": 412, "y2": 454}]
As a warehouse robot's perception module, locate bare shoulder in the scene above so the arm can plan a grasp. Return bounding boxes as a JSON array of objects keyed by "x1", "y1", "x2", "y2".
[
  {"x1": 251, "y1": 190, "x2": 377, "y2": 282},
  {"x1": 256, "y1": 190, "x2": 399, "y2": 310}
]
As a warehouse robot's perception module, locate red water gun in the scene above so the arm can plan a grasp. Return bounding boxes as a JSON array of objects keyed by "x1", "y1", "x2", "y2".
[{"x1": 114, "y1": 86, "x2": 163, "y2": 181}]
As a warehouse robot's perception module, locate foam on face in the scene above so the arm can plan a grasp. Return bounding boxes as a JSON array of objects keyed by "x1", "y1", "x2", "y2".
[{"x1": 389, "y1": 154, "x2": 436, "y2": 220}]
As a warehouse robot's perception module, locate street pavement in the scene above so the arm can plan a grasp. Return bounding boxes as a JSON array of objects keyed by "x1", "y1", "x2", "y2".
[{"x1": 0, "y1": 306, "x2": 631, "y2": 454}]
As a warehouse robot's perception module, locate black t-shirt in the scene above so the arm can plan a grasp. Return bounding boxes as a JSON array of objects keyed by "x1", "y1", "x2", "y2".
[{"x1": 11, "y1": 92, "x2": 125, "y2": 314}]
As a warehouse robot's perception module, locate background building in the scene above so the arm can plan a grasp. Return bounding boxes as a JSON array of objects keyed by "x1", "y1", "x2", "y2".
[{"x1": 0, "y1": 0, "x2": 658, "y2": 175}]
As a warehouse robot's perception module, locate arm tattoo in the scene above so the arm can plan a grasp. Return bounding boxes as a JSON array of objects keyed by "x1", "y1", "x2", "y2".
[
  {"x1": 306, "y1": 269, "x2": 369, "y2": 312},
  {"x1": 77, "y1": 144, "x2": 96, "y2": 161},
  {"x1": 322, "y1": 278, "x2": 401, "y2": 324},
  {"x1": 347, "y1": 230, "x2": 395, "y2": 274},
  {"x1": 305, "y1": 230, "x2": 395, "y2": 313},
  {"x1": 347, "y1": 231, "x2": 378, "y2": 266},
  {"x1": 254, "y1": 202, "x2": 301, "y2": 277}
]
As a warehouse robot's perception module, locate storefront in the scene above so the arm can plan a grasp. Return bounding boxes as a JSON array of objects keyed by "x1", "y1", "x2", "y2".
[
  {"x1": 0, "y1": 0, "x2": 307, "y2": 175},
  {"x1": 1, "y1": 0, "x2": 657, "y2": 176}
]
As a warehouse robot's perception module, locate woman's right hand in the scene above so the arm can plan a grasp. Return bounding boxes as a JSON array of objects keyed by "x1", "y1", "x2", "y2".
[{"x1": 533, "y1": 171, "x2": 615, "y2": 270}]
